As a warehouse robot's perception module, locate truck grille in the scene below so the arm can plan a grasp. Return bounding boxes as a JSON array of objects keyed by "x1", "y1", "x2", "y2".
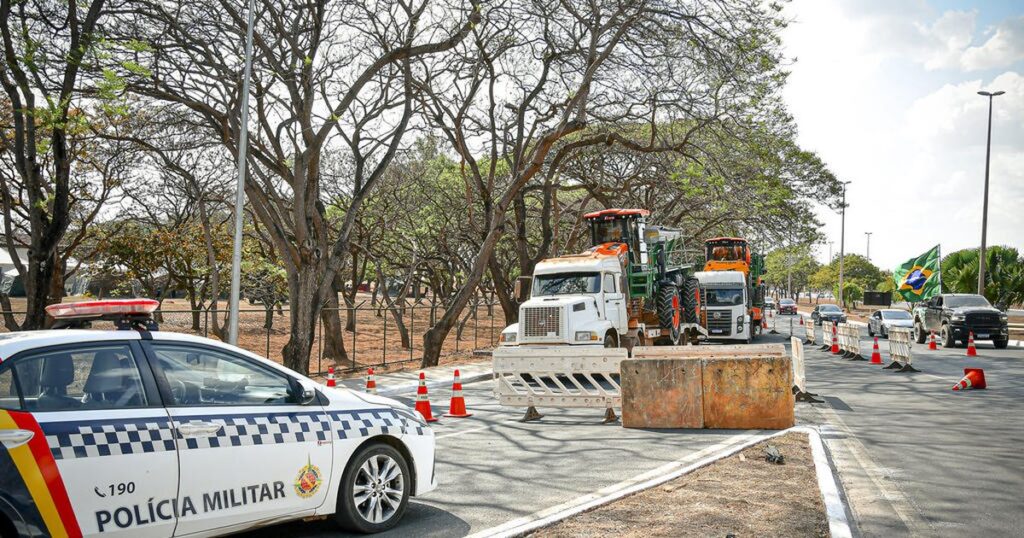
[
  {"x1": 966, "y1": 312, "x2": 999, "y2": 326},
  {"x1": 523, "y1": 307, "x2": 562, "y2": 338},
  {"x1": 706, "y1": 309, "x2": 732, "y2": 336}
]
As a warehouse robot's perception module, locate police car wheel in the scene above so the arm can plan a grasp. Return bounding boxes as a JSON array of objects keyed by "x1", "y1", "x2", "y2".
[{"x1": 336, "y1": 443, "x2": 410, "y2": 533}]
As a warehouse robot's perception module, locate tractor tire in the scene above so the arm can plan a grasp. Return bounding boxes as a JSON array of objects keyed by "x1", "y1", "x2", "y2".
[
  {"x1": 657, "y1": 284, "x2": 681, "y2": 344},
  {"x1": 682, "y1": 277, "x2": 701, "y2": 324}
]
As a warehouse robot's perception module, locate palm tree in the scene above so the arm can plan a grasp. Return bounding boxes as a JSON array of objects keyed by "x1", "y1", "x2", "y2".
[{"x1": 942, "y1": 246, "x2": 1024, "y2": 309}]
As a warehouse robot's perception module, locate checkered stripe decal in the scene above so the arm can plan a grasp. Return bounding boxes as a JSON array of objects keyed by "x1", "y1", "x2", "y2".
[
  {"x1": 41, "y1": 408, "x2": 428, "y2": 460},
  {"x1": 178, "y1": 412, "x2": 331, "y2": 450},
  {"x1": 328, "y1": 409, "x2": 427, "y2": 439},
  {"x1": 43, "y1": 418, "x2": 176, "y2": 461}
]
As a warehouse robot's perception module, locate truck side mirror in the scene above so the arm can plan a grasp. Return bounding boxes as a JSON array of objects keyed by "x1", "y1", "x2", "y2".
[{"x1": 514, "y1": 276, "x2": 532, "y2": 303}]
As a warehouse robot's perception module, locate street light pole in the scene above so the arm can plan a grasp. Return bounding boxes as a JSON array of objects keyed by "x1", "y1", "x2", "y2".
[
  {"x1": 227, "y1": 0, "x2": 257, "y2": 345},
  {"x1": 838, "y1": 181, "x2": 851, "y2": 309},
  {"x1": 828, "y1": 241, "x2": 833, "y2": 263},
  {"x1": 976, "y1": 90, "x2": 1004, "y2": 297},
  {"x1": 864, "y1": 232, "x2": 872, "y2": 261}
]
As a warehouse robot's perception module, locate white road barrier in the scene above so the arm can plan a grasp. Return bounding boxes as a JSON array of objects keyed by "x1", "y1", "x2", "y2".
[
  {"x1": 804, "y1": 315, "x2": 816, "y2": 346},
  {"x1": 493, "y1": 346, "x2": 627, "y2": 422},
  {"x1": 790, "y1": 336, "x2": 822, "y2": 403},
  {"x1": 884, "y1": 327, "x2": 918, "y2": 372},
  {"x1": 838, "y1": 323, "x2": 865, "y2": 360},
  {"x1": 821, "y1": 320, "x2": 836, "y2": 351}
]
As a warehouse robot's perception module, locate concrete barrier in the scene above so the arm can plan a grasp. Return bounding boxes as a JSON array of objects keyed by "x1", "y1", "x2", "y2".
[
  {"x1": 621, "y1": 358, "x2": 703, "y2": 428},
  {"x1": 702, "y1": 352, "x2": 794, "y2": 429}
]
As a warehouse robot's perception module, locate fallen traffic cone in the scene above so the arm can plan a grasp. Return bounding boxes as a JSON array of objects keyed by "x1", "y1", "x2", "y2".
[
  {"x1": 326, "y1": 366, "x2": 336, "y2": 387},
  {"x1": 415, "y1": 372, "x2": 438, "y2": 422},
  {"x1": 952, "y1": 368, "x2": 986, "y2": 391},
  {"x1": 444, "y1": 369, "x2": 472, "y2": 418},
  {"x1": 831, "y1": 326, "x2": 840, "y2": 354},
  {"x1": 365, "y1": 368, "x2": 377, "y2": 394},
  {"x1": 929, "y1": 331, "x2": 938, "y2": 350},
  {"x1": 966, "y1": 332, "x2": 977, "y2": 357},
  {"x1": 870, "y1": 338, "x2": 882, "y2": 364}
]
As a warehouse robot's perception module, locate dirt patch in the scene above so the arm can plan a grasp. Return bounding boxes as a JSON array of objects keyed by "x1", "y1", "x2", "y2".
[{"x1": 530, "y1": 432, "x2": 827, "y2": 538}]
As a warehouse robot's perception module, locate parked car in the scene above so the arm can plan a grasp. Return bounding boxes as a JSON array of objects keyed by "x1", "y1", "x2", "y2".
[
  {"x1": 778, "y1": 298, "x2": 797, "y2": 315},
  {"x1": 0, "y1": 300, "x2": 435, "y2": 537},
  {"x1": 811, "y1": 304, "x2": 847, "y2": 326},
  {"x1": 911, "y1": 293, "x2": 1009, "y2": 348},
  {"x1": 867, "y1": 308, "x2": 913, "y2": 338}
]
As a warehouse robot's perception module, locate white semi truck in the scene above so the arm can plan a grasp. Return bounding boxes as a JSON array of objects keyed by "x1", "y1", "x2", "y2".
[{"x1": 694, "y1": 270, "x2": 751, "y2": 343}]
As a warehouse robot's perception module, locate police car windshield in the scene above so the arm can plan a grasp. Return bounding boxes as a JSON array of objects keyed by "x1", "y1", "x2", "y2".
[
  {"x1": 945, "y1": 295, "x2": 990, "y2": 308},
  {"x1": 882, "y1": 310, "x2": 912, "y2": 320},
  {"x1": 706, "y1": 288, "x2": 744, "y2": 306},
  {"x1": 533, "y1": 272, "x2": 601, "y2": 296}
]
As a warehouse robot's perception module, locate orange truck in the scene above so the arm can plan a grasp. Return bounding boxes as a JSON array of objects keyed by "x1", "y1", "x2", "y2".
[{"x1": 702, "y1": 237, "x2": 768, "y2": 337}]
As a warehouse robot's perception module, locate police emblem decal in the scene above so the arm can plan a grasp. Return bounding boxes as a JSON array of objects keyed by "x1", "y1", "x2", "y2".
[{"x1": 294, "y1": 457, "x2": 323, "y2": 499}]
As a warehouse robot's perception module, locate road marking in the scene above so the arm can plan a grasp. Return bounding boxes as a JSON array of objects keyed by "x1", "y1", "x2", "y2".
[
  {"x1": 467, "y1": 432, "x2": 759, "y2": 538},
  {"x1": 815, "y1": 404, "x2": 933, "y2": 535}
]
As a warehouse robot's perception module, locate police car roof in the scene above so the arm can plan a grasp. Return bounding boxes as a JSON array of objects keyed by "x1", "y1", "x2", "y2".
[{"x1": 0, "y1": 330, "x2": 234, "y2": 362}]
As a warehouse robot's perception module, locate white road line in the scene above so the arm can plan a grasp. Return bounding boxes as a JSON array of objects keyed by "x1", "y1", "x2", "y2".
[
  {"x1": 816, "y1": 404, "x2": 933, "y2": 535},
  {"x1": 467, "y1": 432, "x2": 760, "y2": 538}
]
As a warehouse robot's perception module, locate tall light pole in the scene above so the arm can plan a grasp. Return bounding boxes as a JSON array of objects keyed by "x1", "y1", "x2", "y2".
[
  {"x1": 976, "y1": 90, "x2": 1004, "y2": 297},
  {"x1": 838, "y1": 181, "x2": 851, "y2": 309},
  {"x1": 864, "y1": 232, "x2": 872, "y2": 261},
  {"x1": 827, "y1": 241, "x2": 834, "y2": 263},
  {"x1": 227, "y1": 0, "x2": 257, "y2": 345}
]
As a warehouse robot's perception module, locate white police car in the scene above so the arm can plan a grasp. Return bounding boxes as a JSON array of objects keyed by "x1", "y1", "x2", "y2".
[{"x1": 0, "y1": 299, "x2": 434, "y2": 537}]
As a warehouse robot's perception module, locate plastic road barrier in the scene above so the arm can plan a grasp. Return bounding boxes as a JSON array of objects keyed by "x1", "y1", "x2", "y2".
[
  {"x1": 884, "y1": 327, "x2": 919, "y2": 372},
  {"x1": 804, "y1": 315, "x2": 816, "y2": 346},
  {"x1": 790, "y1": 336, "x2": 823, "y2": 403},
  {"x1": 493, "y1": 346, "x2": 628, "y2": 422},
  {"x1": 839, "y1": 323, "x2": 865, "y2": 361},
  {"x1": 820, "y1": 321, "x2": 835, "y2": 351}
]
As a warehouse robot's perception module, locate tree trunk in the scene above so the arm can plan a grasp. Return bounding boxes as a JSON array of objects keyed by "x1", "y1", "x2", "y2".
[
  {"x1": 21, "y1": 248, "x2": 60, "y2": 330},
  {"x1": 320, "y1": 282, "x2": 351, "y2": 367},
  {"x1": 0, "y1": 293, "x2": 19, "y2": 331},
  {"x1": 487, "y1": 257, "x2": 518, "y2": 324},
  {"x1": 280, "y1": 265, "x2": 323, "y2": 375}
]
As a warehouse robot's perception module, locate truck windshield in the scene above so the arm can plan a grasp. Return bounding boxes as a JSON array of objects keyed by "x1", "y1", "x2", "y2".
[
  {"x1": 706, "y1": 288, "x2": 744, "y2": 306},
  {"x1": 945, "y1": 295, "x2": 991, "y2": 308},
  {"x1": 533, "y1": 273, "x2": 601, "y2": 296}
]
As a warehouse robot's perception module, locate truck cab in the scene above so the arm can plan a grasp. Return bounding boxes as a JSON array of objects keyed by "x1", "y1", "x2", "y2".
[
  {"x1": 499, "y1": 251, "x2": 628, "y2": 347},
  {"x1": 694, "y1": 271, "x2": 751, "y2": 343}
]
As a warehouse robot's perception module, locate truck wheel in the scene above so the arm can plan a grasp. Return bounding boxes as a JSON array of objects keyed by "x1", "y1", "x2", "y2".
[
  {"x1": 940, "y1": 324, "x2": 955, "y2": 348},
  {"x1": 994, "y1": 338, "x2": 1009, "y2": 349},
  {"x1": 604, "y1": 332, "x2": 618, "y2": 348},
  {"x1": 682, "y1": 277, "x2": 700, "y2": 324},
  {"x1": 657, "y1": 284, "x2": 681, "y2": 343},
  {"x1": 914, "y1": 322, "x2": 926, "y2": 344}
]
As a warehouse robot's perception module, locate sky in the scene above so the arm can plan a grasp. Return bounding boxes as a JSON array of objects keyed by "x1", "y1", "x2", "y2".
[{"x1": 781, "y1": 0, "x2": 1024, "y2": 271}]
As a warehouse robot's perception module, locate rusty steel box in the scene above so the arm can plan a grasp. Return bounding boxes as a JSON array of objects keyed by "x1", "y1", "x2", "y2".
[
  {"x1": 701, "y1": 354, "x2": 794, "y2": 430},
  {"x1": 620, "y1": 358, "x2": 704, "y2": 429}
]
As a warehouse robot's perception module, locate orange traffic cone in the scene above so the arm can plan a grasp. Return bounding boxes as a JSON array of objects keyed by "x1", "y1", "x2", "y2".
[
  {"x1": 966, "y1": 332, "x2": 977, "y2": 357},
  {"x1": 326, "y1": 366, "x2": 336, "y2": 387},
  {"x1": 870, "y1": 338, "x2": 882, "y2": 364},
  {"x1": 415, "y1": 372, "x2": 438, "y2": 422},
  {"x1": 929, "y1": 331, "x2": 938, "y2": 350},
  {"x1": 831, "y1": 326, "x2": 840, "y2": 354},
  {"x1": 365, "y1": 368, "x2": 377, "y2": 394},
  {"x1": 952, "y1": 368, "x2": 986, "y2": 391},
  {"x1": 762, "y1": 317, "x2": 768, "y2": 330},
  {"x1": 800, "y1": 316, "x2": 805, "y2": 326},
  {"x1": 444, "y1": 369, "x2": 472, "y2": 418}
]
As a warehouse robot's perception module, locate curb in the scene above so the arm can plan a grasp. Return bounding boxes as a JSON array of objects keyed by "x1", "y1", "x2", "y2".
[{"x1": 471, "y1": 425, "x2": 851, "y2": 538}]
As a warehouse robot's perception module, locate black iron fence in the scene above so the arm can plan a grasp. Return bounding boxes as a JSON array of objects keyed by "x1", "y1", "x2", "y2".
[{"x1": 0, "y1": 297, "x2": 502, "y2": 376}]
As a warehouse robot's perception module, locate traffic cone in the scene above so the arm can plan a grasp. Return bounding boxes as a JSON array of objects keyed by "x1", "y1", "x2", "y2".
[
  {"x1": 870, "y1": 338, "x2": 882, "y2": 364},
  {"x1": 800, "y1": 316, "x2": 805, "y2": 326},
  {"x1": 444, "y1": 369, "x2": 472, "y2": 418},
  {"x1": 365, "y1": 368, "x2": 377, "y2": 394},
  {"x1": 929, "y1": 331, "x2": 938, "y2": 350},
  {"x1": 831, "y1": 326, "x2": 840, "y2": 354},
  {"x1": 966, "y1": 332, "x2": 977, "y2": 357},
  {"x1": 326, "y1": 366, "x2": 336, "y2": 387},
  {"x1": 415, "y1": 372, "x2": 438, "y2": 422},
  {"x1": 952, "y1": 368, "x2": 986, "y2": 391},
  {"x1": 761, "y1": 317, "x2": 768, "y2": 330}
]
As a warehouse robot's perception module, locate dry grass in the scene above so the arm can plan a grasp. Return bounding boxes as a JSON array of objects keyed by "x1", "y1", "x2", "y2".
[{"x1": 530, "y1": 433, "x2": 828, "y2": 538}]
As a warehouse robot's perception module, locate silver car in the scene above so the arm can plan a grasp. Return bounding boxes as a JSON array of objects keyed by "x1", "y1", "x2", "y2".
[{"x1": 868, "y1": 308, "x2": 914, "y2": 338}]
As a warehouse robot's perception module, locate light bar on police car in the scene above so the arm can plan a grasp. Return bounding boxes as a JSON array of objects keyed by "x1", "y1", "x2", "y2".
[{"x1": 45, "y1": 298, "x2": 160, "y2": 319}]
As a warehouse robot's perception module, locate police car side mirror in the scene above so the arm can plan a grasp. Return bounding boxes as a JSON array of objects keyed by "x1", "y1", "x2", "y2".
[{"x1": 289, "y1": 378, "x2": 318, "y2": 406}]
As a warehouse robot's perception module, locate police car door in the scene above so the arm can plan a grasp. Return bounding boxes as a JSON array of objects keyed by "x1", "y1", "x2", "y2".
[
  {"x1": 0, "y1": 341, "x2": 177, "y2": 537},
  {"x1": 144, "y1": 342, "x2": 332, "y2": 536}
]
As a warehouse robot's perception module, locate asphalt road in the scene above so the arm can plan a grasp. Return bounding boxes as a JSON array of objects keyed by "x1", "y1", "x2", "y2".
[
  {"x1": 246, "y1": 381, "x2": 760, "y2": 537},
  {"x1": 768, "y1": 315, "x2": 1024, "y2": 537}
]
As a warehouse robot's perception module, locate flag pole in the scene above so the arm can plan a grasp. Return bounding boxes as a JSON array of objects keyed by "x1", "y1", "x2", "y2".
[{"x1": 936, "y1": 243, "x2": 942, "y2": 292}]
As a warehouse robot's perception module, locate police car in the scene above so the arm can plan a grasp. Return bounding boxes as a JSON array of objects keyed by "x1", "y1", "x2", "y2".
[{"x1": 0, "y1": 299, "x2": 435, "y2": 537}]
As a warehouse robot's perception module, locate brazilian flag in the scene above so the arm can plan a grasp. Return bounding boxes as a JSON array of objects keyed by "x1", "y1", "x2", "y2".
[{"x1": 893, "y1": 245, "x2": 941, "y2": 302}]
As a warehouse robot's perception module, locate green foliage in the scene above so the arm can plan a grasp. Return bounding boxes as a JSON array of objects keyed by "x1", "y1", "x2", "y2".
[
  {"x1": 763, "y1": 244, "x2": 820, "y2": 293},
  {"x1": 941, "y1": 246, "x2": 1024, "y2": 309},
  {"x1": 840, "y1": 282, "x2": 863, "y2": 307}
]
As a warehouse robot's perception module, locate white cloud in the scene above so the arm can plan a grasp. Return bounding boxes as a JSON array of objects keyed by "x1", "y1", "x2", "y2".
[{"x1": 782, "y1": 1, "x2": 1024, "y2": 269}]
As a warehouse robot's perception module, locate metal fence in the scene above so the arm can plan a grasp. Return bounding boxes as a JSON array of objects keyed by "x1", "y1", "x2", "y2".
[{"x1": 0, "y1": 298, "x2": 502, "y2": 376}]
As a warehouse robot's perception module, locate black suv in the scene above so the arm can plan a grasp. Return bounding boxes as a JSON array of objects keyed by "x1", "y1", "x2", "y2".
[{"x1": 912, "y1": 293, "x2": 1009, "y2": 348}]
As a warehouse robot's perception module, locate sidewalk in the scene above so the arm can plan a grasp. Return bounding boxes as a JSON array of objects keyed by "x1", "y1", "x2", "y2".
[{"x1": 333, "y1": 362, "x2": 494, "y2": 396}]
